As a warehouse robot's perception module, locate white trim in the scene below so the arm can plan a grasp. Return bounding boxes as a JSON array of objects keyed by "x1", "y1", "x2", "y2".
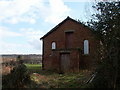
[
  {"x1": 84, "y1": 40, "x2": 89, "y2": 54},
  {"x1": 52, "y1": 42, "x2": 56, "y2": 49}
]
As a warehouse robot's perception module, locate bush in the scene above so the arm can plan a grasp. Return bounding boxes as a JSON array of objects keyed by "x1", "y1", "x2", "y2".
[{"x1": 2, "y1": 63, "x2": 30, "y2": 88}]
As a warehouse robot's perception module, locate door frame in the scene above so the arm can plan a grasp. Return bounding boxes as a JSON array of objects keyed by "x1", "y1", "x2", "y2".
[{"x1": 59, "y1": 52, "x2": 70, "y2": 73}]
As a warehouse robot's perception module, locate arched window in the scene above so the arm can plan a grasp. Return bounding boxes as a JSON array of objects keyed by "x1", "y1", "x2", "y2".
[
  {"x1": 84, "y1": 40, "x2": 89, "y2": 54},
  {"x1": 52, "y1": 42, "x2": 56, "y2": 49}
]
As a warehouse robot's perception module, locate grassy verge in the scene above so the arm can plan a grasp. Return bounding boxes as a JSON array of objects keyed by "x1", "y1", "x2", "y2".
[
  {"x1": 29, "y1": 70, "x2": 92, "y2": 88},
  {"x1": 24, "y1": 64, "x2": 92, "y2": 88}
]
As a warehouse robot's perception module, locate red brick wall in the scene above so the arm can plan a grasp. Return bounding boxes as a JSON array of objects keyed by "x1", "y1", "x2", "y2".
[{"x1": 42, "y1": 19, "x2": 99, "y2": 72}]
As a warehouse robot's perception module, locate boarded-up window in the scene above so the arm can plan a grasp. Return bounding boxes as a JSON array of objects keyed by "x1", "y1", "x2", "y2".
[
  {"x1": 84, "y1": 40, "x2": 89, "y2": 54},
  {"x1": 65, "y1": 32, "x2": 73, "y2": 48},
  {"x1": 52, "y1": 42, "x2": 56, "y2": 49}
]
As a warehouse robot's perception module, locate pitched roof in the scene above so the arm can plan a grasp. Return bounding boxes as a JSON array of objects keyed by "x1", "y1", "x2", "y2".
[{"x1": 40, "y1": 16, "x2": 89, "y2": 40}]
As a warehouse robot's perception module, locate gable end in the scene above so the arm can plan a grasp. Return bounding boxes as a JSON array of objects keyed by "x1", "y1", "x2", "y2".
[{"x1": 40, "y1": 16, "x2": 92, "y2": 40}]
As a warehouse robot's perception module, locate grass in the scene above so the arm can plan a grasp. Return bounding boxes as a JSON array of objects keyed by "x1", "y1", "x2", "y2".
[
  {"x1": 24, "y1": 64, "x2": 42, "y2": 70},
  {"x1": 24, "y1": 63, "x2": 92, "y2": 88},
  {"x1": 2, "y1": 63, "x2": 92, "y2": 88},
  {"x1": 30, "y1": 71, "x2": 92, "y2": 88},
  {"x1": 24, "y1": 63, "x2": 42, "y2": 73}
]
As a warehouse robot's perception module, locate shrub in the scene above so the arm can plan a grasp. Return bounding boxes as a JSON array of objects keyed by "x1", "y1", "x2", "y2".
[{"x1": 2, "y1": 62, "x2": 30, "y2": 88}]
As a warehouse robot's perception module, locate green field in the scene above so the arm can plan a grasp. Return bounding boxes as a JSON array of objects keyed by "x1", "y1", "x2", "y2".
[
  {"x1": 24, "y1": 64, "x2": 42, "y2": 74},
  {"x1": 24, "y1": 64, "x2": 42, "y2": 70}
]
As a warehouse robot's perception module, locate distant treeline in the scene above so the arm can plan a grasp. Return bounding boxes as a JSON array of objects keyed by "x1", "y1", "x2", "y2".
[{"x1": 1, "y1": 54, "x2": 42, "y2": 65}]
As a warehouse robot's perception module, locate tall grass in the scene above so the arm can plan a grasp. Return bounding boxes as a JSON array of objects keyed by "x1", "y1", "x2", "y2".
[{"x1": 24, "y1": 64, "x2": 92, "y2": 88}]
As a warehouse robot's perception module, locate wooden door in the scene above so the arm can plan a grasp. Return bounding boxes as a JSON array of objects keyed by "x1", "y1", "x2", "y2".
[
  {"x1": 65, "y1": 32, "x2": 73, "y2": 48},
  {"x1": 60, "y1": 53, "x2": 70, "y2": 73}
]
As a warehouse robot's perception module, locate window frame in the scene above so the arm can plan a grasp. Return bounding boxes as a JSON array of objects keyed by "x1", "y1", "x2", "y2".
[
  {"x1": 52, "y1": 41, "x2": 56, "y2": 50},
  {"x1": 84, "y1": 40, "x2": 89, "y2": 55}
]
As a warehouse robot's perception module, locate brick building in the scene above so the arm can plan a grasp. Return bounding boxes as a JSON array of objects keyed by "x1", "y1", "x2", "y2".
[{"x1": 40, "y1": 17, "x2": 100, "y2": 73}]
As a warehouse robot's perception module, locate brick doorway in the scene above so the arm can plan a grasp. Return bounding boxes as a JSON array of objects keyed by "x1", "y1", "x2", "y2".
[{"x1": 60, "y1": 53, "x2": 70, "y2": 73}]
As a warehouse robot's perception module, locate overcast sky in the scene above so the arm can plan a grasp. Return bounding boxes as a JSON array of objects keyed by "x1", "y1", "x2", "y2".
[{"x1": 0, "y1": 0, "x2": 97, "y2": 54}]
